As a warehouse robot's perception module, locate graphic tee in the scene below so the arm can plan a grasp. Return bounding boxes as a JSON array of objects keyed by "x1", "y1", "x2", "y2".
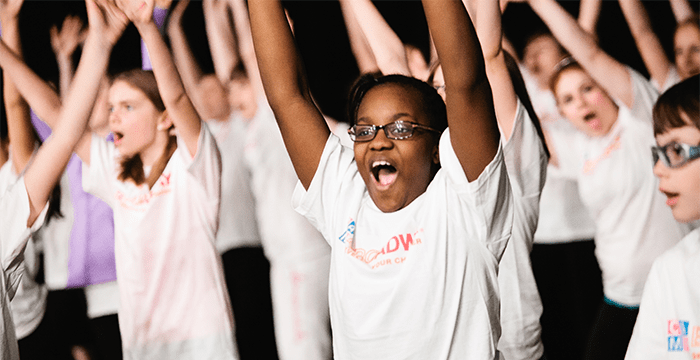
[
  {"x1": 293, "y1": 130, "x2": 513, "y2": 360},
  {"x1": 83, "y1": 123, "x2": 237, "y2": 359},
  {"x1": 625, "y1": 228, "x2": 700, "y2": 359},
  {"x1": 555, "y1": 68, "x2": 687, "y2": 306}
]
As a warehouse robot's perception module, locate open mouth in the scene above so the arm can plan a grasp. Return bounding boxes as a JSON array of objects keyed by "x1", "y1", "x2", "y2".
[
  {"x1": 371, "y1": 160, "x2": 397, "y2": 188},
  {"x1": 583, "y1": 112, "x2": 601, "y2": 131},
  {"x1": 113, "y1": 131, "x2": 124, "y2": 145},
  {"x1": 662, "y1": 190, "x2": 680, "y2": 206}
]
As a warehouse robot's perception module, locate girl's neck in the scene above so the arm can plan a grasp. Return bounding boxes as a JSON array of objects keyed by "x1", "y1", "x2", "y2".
[{"x1": 139, "y1": 131, "x2": 171, "y2": 167}]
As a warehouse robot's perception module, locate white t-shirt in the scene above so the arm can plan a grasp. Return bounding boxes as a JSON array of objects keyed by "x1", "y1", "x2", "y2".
[
  {"x1": 557, "y1": 68, "x2": 687, "y2": 306},
  {"x1": 292, "y1": 130, "x2": 513, "y2": 360},
  {"x1": 244, "y1": 97, "x2": 329, "y2": 263},
  {"x1": 208, "y1": 115, "x2": 262, "y2": 253},
  {"x1": 83, "y1": 123, "x2": 237, "y2": 360},
  {"x1": 497, "y1": 101, "x2": 547, "y2": 359},
  {"x1": 651, "y1": 66, "x2": 682, "y2": 94},
  {"x1": 0, "y1": 176, "x2": 48, "y2": 360},
  {"x1": 0, "y1": 160, "x2": 47, "y2": 339},
  {"x1": 624, "y1": 228, "x2": 700, "y2": 359},
  {"x1": 520, "y1": 66, "x2": 597, "y2": 243}
]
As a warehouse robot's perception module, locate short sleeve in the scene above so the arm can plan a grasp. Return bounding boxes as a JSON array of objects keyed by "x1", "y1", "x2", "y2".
[
  {"x1": 180, "y1": 122, "x2": 222, "y2": 203},
  {"x1": 502, "y1": 99, "x2": 548, "y2": 197},
  {"x1": 82, "y1": 134, "x2": 116, "y2": 207},
  {"x1": 292, "y1": 134, "x2": 365, "y2": 245},
  {"x1": 627, "y1": 67, "x2": 660, "y2": 125},
  {"x1": 0, "y1": 178, "x2": 48, "y2": 298},
  {"x1": 439, "y1": 128, "x2": 513, "y2": 258}
]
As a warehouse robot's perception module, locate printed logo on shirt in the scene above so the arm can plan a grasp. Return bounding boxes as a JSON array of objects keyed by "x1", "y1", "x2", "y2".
[
  {"x1": 338, "y1": 219, "x2": 423, "y2": 269},
  {"x1": 668, "y1": 320, "x2": 690, "y2": 352},
  {"x1": 115, "y1": 172, "x2": 172, "y2": 210},
  {"x1": 583, "y1": 135, "x2": 621, "y2": 174}
]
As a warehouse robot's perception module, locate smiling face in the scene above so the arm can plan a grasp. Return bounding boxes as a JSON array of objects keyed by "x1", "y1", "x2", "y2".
[
  {"x1": 108, "y1": 80, "x2": 166, "y2": 164},
  {"x1": 354, "y1": 83, "x2": 440, "y2": 213},
  {"x1": 554, "y1": 68, "x2": 619, "y2": 137},
  {"x1": 674, "y1": 22, "x2": 700, "y2": 80},
  {"x1": 653, "y1": 121, "x2": 700, "y2": 223}
]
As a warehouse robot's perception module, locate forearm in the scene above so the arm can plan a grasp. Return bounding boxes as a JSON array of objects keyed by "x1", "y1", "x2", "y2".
[
  {"x1": 669, "y1": 0, "x2": 695, "y2": 23},
  {"x1": 423, "y1": 0, "x2": 499, "y2": 181},
  {"x1": 339, "y1": 0, "x2": 379, "y2": 74},
  {"x1": 56, "y1": 53, "x2": 75, "y2": 98},
  {"x1": 0, "y1": 40, "x2": 62, "y2": 126},
  {"x1": 205, "y1": 0, "x2": 238, "y2": 85},
  {"x1": 2, "y1": 15, "x2": 35, "y2": 173},
  {"x1": 578, "y1": 0, "x2": 601, "y2": 36},
  {"x1": 345, "y1": 0, "x2": 410, "y2": 76},
  {"x1": 24, "y1": 32, "x2": 110, "y2": 226},
  {"x1": 138, "y1": 21, "x2": 201, "y2": 155},
  {"x1": 619, "y1": 0, "x2": 672, "y2": 84}
]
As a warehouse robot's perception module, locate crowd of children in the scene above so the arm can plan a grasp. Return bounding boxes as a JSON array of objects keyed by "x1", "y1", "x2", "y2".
[{"x1": 0, "y1": 0, "x2": 698, "y2": 359}]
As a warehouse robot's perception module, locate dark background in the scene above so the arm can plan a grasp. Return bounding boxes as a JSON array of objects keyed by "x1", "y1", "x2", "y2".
[{"x1": 7, "y1": 0, "x2": 700, "y2": 128}]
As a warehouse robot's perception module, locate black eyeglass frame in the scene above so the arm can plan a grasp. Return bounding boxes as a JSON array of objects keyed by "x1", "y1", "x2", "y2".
[{"x1": 347, "y1": 120, "x2": 442, "y2": 142}]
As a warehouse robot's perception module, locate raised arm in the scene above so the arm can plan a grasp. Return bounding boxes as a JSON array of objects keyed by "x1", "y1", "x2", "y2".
[
  {"x1": 0, "y1": 40, "x2": 63, "y2": 127},
  {"x1": 168, "y1": 0, "x2": 229, "y2": 121},
  {"x1": 339, "y1": 0, "x2": 410, "y2": 77},
  {"x1": 249, "y1": 0, "x2": 330, "y2": 189},
  {"x1": 23, "y1": 0, "x2": 126, "y2": 226},
  {"x1": 423, "y1": 0, "x2": 499, "y2": 181},
  {"x1": 203, "y1": 0, "x2": 238, "y2": 86},
  {"x1": 465, "y1": 0, "x2": 518, "y2": 140},
  {"x1": 669, "y1": 0, "x2": 696, "y2": 23},
  {"x1": 339, "y1": 0, "x2": 378, "y2": 75},
  {"x1": 0, "y1": 0, "x2": 34, "y2": 175},
  {"x1": 528, "y1": 0, "x2": 633, "y2": 108},
  {"x1": 120, "y1": 0, "x2": 202, "y2": 157},
  {"x1": 619, "y1": 0, "x2": 673, "y2": 90},
  {"x1": 50, "y1": 15, "x2": 87, "y2": 97},
  {"x1": 578, "y1": 0, "x2": 601, "y2": 38}
]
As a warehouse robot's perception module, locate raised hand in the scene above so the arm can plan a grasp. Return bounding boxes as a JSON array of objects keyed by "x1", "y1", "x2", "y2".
[
  {"x1": 116, "y1": 0, "x2": 155, "y2": 28},
  {"x1": 86, "y1": 0, "x2": 129, "y2": 47},
  {"x1": 0, "y1": 0, "x2": 23, "y2": 23},
  {"x1": 168, "y1": 0, "x2": 189, "y2": 25},
  {"x1": 50, "y1": 16, "x2": 87, "y2": 60}
]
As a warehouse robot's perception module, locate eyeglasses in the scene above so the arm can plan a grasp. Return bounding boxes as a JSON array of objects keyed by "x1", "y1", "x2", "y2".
[
  {"x1": 348, "y1": 120, "x2": 442, "y2": 142},
  {"x1": 651, "y1": 142, "x2": 700, "y2": 168}
]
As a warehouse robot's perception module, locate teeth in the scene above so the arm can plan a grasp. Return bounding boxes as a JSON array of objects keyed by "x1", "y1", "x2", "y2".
[{"x1": 372, "y1": 160, "x2": 391, "y2": 168}]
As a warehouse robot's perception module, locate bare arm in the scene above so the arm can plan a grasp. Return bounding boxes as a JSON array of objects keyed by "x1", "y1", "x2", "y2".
[
  {"x1": 466, "y1": 0, "x2": 518, "y2": 140},
  {"x1": 50, "y1": 15, "x2": 86, "y2": 98},
  {"x1": 204, "y1": 0, "x2": 238, "y2": 86},
  {"x1": 23, "y1": 0, "x2": 126, "y2": 226},
  {"x1": 340, "y1": 0, "x2": 410, "y2": 76},
  {"x1": 121, "y1": 0, "x2": 202, "y2": 157},
  {"x1": 339, "y1": 0, "x2": 379, "y2": 75},
  {"x1": 424, "y1": 0, "x2": 499, "y2": 181},
  {"x1": 619, "y1": 0, "x2": 673, "y2": 90},
  {"x1": 669, "y1": 0, "x2": 696, "y2": 23},
  {"x1": 528, "y1": 0, "x2": 633, "y2": 108},
  {"x1": 578, "y1": 0, "x2": 601, "y2": 37},
  {"x1": 249, "y1": 0, "x2": 330, "y2": 189},
  {"x1": 168, "y1": 0, "x2": 228, "y2": 121},
  {"x1": 227, "y1": 0, "x2": 264, "y2": 96},
  {"x1": 0, "y1": 0, "x2": 34, "y2": 175}
]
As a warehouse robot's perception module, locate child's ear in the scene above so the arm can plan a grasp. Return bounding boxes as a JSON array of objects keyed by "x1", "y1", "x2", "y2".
[
  {"x1": 156, "y1": 110, "x2": 173, "y2": 131},
  {"x1": 432, "y1": 143, "x2": 440, "y2": 165}
]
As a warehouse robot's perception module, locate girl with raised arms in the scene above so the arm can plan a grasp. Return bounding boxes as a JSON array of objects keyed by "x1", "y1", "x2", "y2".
[
  {"x1": 249, "y1": 0, "x2": 513, "y2": 358},
  {"x1": 0, "y1": 0, "x2": 125, "y2": 357}
]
